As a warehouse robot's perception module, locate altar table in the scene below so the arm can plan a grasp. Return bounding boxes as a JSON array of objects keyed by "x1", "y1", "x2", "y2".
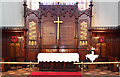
[
  {"x1": 37, "y1": 53, "x2": 79, "y2": 62},
  {"x1": 37, "y1": 53, "x2": 79, "y2": 71}
]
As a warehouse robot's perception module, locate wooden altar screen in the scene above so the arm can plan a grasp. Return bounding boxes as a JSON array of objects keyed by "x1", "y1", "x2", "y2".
[{"x1": 24, "y1": 2, "x2": 92, "y2": 62}]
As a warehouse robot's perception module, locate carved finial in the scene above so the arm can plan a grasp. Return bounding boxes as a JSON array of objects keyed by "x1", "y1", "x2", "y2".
[
  {"x1": 90, "y1": 0, "x2": 93, "y2": 2},
  {"x1": 76, "y1": 2, "x2": 78, "y2": 5},
  {"x1": 23, "y1": 0, "x2": 27, "y2": 6},
  {"x1": 89, "y1": 0, "x2": 93, "y2": 7},
  {"x1": 24, "y1": 0, "x2": 27, "y2": 3},
  {"x1": 58, "y1": 2, "x2": 60, "y2": 5}
]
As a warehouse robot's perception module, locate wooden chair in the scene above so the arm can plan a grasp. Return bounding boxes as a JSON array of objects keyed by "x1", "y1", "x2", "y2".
[
  {"x1": 95, "y1": 57, "x2": 109, "y2": 68},
  {"x1": 108, "y1": 56, "x2": 119, "y2": 72}
]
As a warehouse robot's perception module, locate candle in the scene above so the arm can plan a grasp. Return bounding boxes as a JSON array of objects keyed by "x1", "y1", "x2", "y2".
[{"x1": 91, "y1": 51, "x2": 94, "y2": 55}]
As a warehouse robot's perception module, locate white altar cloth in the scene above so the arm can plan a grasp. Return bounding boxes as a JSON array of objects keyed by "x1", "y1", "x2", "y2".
[{"x1": 37, "y1": 53, "x2": 79, "y2": 62}]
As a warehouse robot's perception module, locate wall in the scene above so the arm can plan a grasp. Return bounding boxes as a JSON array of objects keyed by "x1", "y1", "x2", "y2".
[
  {"x1": 118, "y1": 1, "x2": 120, "y2": 25},
  {"x1": 1, "y1": 0, "x2": 24, "y2": 27},
  {"x1": 1, "y1": 0, "x2": 120, "y2": 27},
  {"x1": 92, "y1": 0, "x2": 119, "y2": 27},
  {"x1": 0, "y1": 2, "x2": 2, "y2": 27}
]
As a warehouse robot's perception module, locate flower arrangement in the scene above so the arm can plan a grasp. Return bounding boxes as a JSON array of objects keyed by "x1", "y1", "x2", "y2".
[
  {"x1": 11, "y1": 36, "x2": 18, "y2": 43},
  {"x1": 90, "y1": 47, "x2": 96, "y2": 55}
]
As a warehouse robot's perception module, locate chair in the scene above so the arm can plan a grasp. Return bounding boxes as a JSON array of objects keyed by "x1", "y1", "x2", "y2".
[{"x1": 108, "y1": 56, "x2": 119, "y2": 72}]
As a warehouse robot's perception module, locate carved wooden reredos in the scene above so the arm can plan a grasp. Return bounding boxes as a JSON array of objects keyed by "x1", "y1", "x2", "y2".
[{"x1": 24, "y1": 1, "x2": 93, "y2": 54}]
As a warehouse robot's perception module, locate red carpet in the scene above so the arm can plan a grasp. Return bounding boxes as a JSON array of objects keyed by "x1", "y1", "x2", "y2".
[{"x1": 28, "y1": 72, "x2": 81, "y2": 77}]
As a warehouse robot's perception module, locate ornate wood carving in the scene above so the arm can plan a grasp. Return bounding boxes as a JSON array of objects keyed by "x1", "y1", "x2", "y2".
[
  {"x1": 24, "y1": 2, "x2": 92, "y2": 60},
  {"x1": 39, "y1": 5, "x2": 77, "y2": 17},
  {"x1": 26, "y1": 14, "x2": 39, "y2": 49}
]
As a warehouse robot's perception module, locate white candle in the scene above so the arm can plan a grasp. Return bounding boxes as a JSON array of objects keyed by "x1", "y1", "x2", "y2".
[{"x1": 91, "y1": 51, "x2": 94, "y2": 55}]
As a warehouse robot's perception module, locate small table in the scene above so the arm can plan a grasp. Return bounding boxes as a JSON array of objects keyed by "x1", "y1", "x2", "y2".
[
  {"x1": 86, "y1": 54, "x2": 99, "y2": 69},
  {"x1": 86, "y1": 54, "x2": 99, "y2": 63}
]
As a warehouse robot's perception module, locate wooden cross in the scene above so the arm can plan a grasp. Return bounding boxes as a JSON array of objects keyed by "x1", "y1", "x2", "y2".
[{"x1": 54, "y1": 17, "x2": 63, "y2": 39}]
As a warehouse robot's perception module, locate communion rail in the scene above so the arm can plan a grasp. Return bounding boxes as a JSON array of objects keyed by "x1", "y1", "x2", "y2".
[
  {"x1": 0, "y1": 62, "x2": 120, "y2": 76},
  {"x1": 74, "y1": 62, "x2": 120, "y2": 75},
  {"x1": 0, "y1": 62, "x2": 38, "y2": 77}
]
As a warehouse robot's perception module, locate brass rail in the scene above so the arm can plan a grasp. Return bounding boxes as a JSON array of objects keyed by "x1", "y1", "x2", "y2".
[
  {"x1": 0, "y1": 62, "x2": 39, "y2": 77},
  {"x1": 74, "y1": 62, "x2": 120, "y2": 75},
  {"x1": 74, "y1": 62, "x2": 120, "y2": 65},
  {"x1": 0, "y1": 62, "x2": 119, "y2": 76},
  {"x1": 0, "y1": 62, "x2": 38, "y2": 64},
  {"x1": 0, "y1": 61, "x2": 119, "y2": 65}
]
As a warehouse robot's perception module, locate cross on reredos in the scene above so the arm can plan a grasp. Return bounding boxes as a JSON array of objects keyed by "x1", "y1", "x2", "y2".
[{"x1": 54, "y1": 17, "x2": 63, "y2": 39}]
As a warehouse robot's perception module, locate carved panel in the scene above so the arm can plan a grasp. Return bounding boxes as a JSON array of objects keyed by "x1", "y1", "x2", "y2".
[
  {"x1": 41, "y1": 49, "x2": 57, "y2": 53},
  {"x1": 27, "y1": 50, "x2": 38, "y2": 61},
  {"x1": 41, "y1": 13, "x2": 57, "y2": 48},
  {"x1": 16, "y1": 43, "x2": 21, "y2": 57},
  {"x1": 59, "y1": 15, "x2": 75, "y2": 48},
  {"x1": 10, "y1": 43, "x2": 15, "y2": 58},
  {"x1": 39, "y1": 5, "x2": 77, "y2": 17},
  {"x1": 28, "y1": 21, "x2": 37, "y2": 45},
  {"x1": 26, "y1": 14, "x2": 39, "y2": 48},
  {"x1": 59, "y1": 49, "x2": 75, "y2": 53},
  {"x1": 78, "y1": 14, "x2": 90, "y2": 49},
  {"x1": 78, "y1": 19, "x2": 88, "y2": 47}
]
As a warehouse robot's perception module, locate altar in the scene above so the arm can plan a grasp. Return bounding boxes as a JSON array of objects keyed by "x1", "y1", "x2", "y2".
[{"x1": 37, "y1": 53, "x2": 79, "y2": 71}]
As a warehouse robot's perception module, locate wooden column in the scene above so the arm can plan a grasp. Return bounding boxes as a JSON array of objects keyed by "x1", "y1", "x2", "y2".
[
  {"x1": 75, "y1": 3, "x2": 79, "y2": 53},
  {"x1": 89, "y1": 1, "x2": 93, "y2": 46},
  {"x1": 39, "y1": 2, "x2": 41, "y2": 53},
  {"x1": 38, "y1": 14, "x2": 42, "y2": 53},
  {"x1": 75, "y1": 17, "x2": 79, "y2": 53},
  {"x1": 23, "y1": 0, "x2": 28, "y2": 61}
]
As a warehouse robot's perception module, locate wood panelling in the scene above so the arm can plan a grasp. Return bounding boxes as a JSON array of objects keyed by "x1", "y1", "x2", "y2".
[
  {"x1": 10, "y1": 43, "x2": 15, "y2": 58},
  {"x1": 2, "y1": 30, "x2": 25, "y2": 62},
  {"x1": 91, "y1": 32, "x2": 120, "y2": 59},
  {"x1": 26, "y1": 49, "x2": 38, "y2": 61},
  {"x1": 41, "y1": 13, "x2": 57, "y2": 47},
  {"x1": 79, "y1": 51, "x2": 89, "y2": 61},
  {"x1": 59, "y1": 14, "x2": 75, "y2": 48}
]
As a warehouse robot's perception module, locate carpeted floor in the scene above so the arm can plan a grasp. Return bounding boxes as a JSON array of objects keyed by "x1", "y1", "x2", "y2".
[
  {"x1": 28, "y1": 72, "x2": 81, "y2": 77},
  {"x1": 0, "y1": 66, "x2": 119, "y2": 77}
]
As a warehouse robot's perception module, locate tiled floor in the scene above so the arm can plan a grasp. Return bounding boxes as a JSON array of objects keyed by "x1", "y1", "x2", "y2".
[{"x1": 0, "y1": 66, "x2": 119, "y2": 77}]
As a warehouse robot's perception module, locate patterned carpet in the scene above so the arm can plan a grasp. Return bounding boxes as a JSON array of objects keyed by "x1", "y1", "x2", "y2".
[{"x1": 0, "y1": 66, "x2": 119, "y2": 77}]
